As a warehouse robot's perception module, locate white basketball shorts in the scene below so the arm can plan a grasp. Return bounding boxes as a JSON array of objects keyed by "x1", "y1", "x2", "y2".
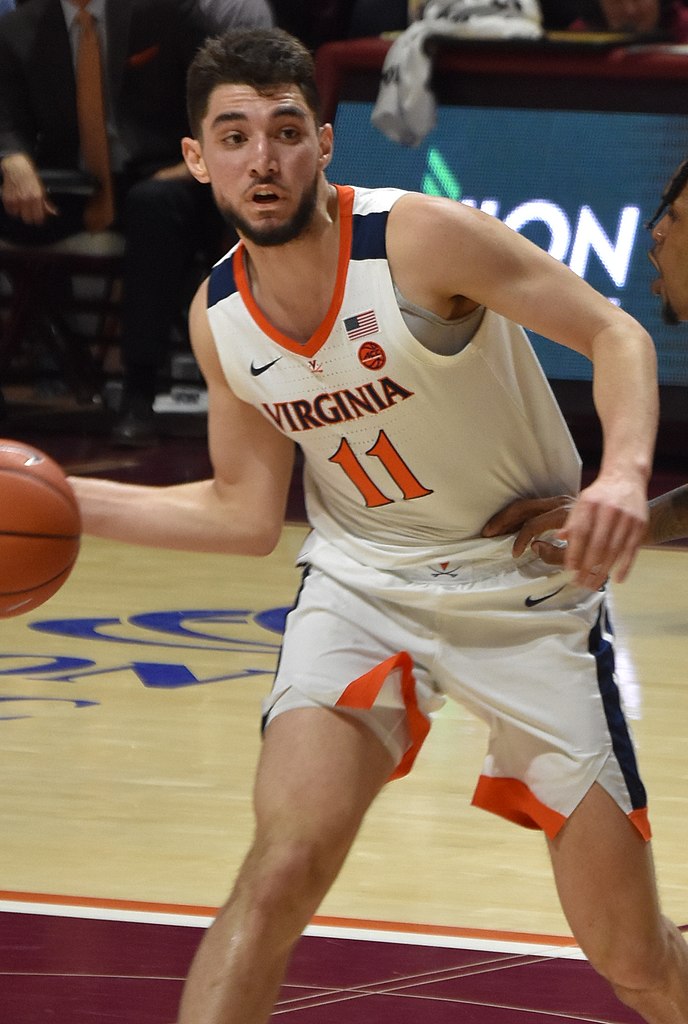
[{"x1": 263, "y1": 552, "x2": 650, "y2": 841}]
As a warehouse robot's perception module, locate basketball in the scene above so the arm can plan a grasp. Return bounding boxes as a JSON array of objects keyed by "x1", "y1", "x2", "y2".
[{"x1": 0, "y1": 439, "x2": 81, "y2": 618}]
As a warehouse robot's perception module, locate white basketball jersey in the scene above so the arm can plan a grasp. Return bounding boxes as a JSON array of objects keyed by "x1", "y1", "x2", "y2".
[{"x1": 207, "y1": 185, "x2": 581, "y2": 569}]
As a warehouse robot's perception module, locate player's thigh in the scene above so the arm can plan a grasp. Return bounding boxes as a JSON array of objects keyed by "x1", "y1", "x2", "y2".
[
  {"x1": 255, "y1": 706, "x2": 395, "y2": 848},
  {"x1": 266, "y1": 566, "x2": 442, "y2": 774},
  {"x1": 547, "y1": 782, "x2": 663, "y2": 961}
]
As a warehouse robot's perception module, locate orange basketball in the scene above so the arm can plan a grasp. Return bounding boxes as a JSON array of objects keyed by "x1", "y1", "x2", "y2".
[{"x1": 0, "y1": 439, "x2": 81, "y2": 617}]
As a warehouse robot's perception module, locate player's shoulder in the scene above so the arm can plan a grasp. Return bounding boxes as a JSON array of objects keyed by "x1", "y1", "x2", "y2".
[
  {"x1": 206, "y1": 243, "x2": 242, "y2": 309},
  {"x1": 189, "y1": 276, "x2": 228, "y2": 383},
  {"x1": 349, "y1": 184, "x2": 409, "y2": 216},
  {"x1": 388, "y1": 189, "x2": 473, "y2": 222},
  {"x1": 189, "y1": 276, "x2": 211, "y2": 340},
  {"x1": 385, "y1": 191, "x2": 476, "y2": 253}
]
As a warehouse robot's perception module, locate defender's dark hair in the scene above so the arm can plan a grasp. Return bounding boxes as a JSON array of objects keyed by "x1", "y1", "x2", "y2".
[
  {"x1": 646, "y1": 158, "x2": 688, "y2": 230},
  {"x1": 187, "y1": 29, "x2": 321, "y2": 138}
]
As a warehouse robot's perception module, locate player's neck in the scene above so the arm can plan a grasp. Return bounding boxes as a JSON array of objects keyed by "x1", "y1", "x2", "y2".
[{"x1": 243, "y1": 184, "x2": 340, "y2": 344}]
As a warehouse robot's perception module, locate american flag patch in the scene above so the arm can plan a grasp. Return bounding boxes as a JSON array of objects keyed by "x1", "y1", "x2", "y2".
[{"x1": 343, "y1": 309, "x2": 379, "y2": 340}]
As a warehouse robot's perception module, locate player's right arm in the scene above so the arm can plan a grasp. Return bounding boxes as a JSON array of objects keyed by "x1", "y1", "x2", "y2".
[{"x1": 69, "y1": 279, "x2": 296, "y2": 555}]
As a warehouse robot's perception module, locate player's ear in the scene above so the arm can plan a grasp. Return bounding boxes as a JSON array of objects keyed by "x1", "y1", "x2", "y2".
[
  {"x1": 318, "y1": 123, "x2": 334, "y2": 171},
  {"x1": 182, "y1": 137, "x2": 210, "y2": 184}
]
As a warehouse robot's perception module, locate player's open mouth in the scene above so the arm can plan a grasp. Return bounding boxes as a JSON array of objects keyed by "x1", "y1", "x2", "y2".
[{"x1": 253, "y1": 189, "x2": 279, "y2": 204}]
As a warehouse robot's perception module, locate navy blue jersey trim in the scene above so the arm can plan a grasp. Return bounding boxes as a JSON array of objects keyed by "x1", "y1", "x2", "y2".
[
  {"x1": 207, "y1": 254, "x2": 239, "y2": 309},
  {"x1": 351, "y1": 210, "x2": 389, "y2": 262},
  {"x1": 590, "y1": 605, "x2": 647, "y2": 811},
  {"x1": 260, "y1": 564, "x2": 311, "y2": 736}
]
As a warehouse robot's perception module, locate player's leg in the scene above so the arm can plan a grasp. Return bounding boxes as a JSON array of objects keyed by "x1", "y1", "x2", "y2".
[
  {"x1": 548, "y1": 782, "x2": 688, "y2": 1023},
  {"x1": 433, "y1": 569, "x2": 688, "y2": 1022},
  {"x1": 176, "y1": 704, "x2": 396, "y2": 1024}
]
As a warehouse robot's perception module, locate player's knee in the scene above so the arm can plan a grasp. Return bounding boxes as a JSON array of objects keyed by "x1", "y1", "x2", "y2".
[
  {"x1": 591, "y1": 924, "x2": 673, "y2": 1002},
  {"x1": 251, "y1": 833, "x2": 351, "y2": 913}
]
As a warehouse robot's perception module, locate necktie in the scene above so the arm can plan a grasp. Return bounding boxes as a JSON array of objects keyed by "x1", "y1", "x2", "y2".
[{"x1": 74, "y1": 2, "x2": 115, "y2": 230}]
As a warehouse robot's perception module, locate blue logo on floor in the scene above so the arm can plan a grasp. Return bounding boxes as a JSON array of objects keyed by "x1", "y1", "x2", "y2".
[{"x1": 0, "y1": 607, "x2": 289, "y2": 720}]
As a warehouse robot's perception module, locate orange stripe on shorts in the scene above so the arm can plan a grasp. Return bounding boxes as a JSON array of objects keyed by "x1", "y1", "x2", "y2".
[
  {"x1": 335, "y1": 651, "x2": 429, "y2": 781},
  {"x1": 473, "y1": 775, "x2": 652, "y2": 841}
]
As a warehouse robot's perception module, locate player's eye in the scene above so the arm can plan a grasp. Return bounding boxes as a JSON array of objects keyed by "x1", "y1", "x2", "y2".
[{"x1": 221, "y1": 131, "x2": 245, "y2": 147}]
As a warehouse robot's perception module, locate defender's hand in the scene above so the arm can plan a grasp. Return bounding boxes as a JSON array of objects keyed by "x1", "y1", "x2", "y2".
[{"x1": 482, "y1": 495, "x2": 573, "y2": 562}]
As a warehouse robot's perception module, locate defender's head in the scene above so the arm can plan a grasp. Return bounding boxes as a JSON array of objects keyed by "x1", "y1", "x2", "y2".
[{"x1": 648, "y1": 158, "x2": 688, "y2": 324}]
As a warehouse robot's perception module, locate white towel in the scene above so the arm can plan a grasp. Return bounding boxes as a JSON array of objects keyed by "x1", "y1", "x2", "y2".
[{"x1": 372, "y1": 1, "x2": 543, "y2": 147}]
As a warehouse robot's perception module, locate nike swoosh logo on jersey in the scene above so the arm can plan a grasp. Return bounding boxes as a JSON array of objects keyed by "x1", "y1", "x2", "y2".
[
  {"x1": 524, "y1": 585, "x2": 566, "y2": 608},
  {"x1": 250, "y1": 357, "x2": 282, "y2": 376}
]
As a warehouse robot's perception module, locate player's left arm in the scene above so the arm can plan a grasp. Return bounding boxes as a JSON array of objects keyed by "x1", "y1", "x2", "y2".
[{"x1": 387, "y1": 193, "x2": 658, "y2": 586}]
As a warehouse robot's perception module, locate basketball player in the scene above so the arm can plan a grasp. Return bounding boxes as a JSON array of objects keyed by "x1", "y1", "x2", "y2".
[
  {"x1": 483, "y1": 157, "x2": 688, "y2": 557},
  {"x1": 68, "y1": 29, "x2": 688, "y2": 1024}
]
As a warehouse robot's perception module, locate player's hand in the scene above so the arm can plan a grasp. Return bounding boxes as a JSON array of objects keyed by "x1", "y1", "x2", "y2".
[
  {"x1": 558, "y1": 476, "x2": 648, "y2": 587},
  {"x1": 481, "y1": 495, "x2": 573, "y2": 563}
]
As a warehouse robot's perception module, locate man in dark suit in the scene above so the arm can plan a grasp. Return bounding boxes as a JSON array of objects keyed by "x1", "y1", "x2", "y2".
[{"x1": 0, "y1": 0, "x2": 224, "y2": 445}]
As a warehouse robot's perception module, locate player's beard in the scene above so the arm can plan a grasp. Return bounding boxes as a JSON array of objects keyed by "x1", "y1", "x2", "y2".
[{"x1": 216, "y1": 171, "x2": 319, "y2": 247}]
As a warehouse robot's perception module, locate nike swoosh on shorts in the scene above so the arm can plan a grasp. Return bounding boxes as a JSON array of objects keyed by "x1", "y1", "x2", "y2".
[{"x1": 524, "y1": 585, "x2": 566, "y2": 608}]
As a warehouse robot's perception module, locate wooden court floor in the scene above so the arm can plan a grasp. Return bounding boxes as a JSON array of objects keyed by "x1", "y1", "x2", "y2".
[
  {"x1": 0, "y1": 534, "x2": 686, "y2": 1021},
  {"x1": 0, "y1": 420, "x2": 686, "y2": 1022}
]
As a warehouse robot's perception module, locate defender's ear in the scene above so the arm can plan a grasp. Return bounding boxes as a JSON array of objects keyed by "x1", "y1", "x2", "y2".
[{"x1": 182, "y1": 137, "x2": 209, "y2": 184}]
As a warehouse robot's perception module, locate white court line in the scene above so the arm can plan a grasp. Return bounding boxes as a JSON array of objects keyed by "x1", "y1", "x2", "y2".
[{"x1": 0, "y1": 897, "x2": 585, "y2": 960}]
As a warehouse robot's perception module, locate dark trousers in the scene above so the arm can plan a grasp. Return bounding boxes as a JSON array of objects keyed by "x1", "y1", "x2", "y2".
[
  {"x1": 0, "y1": 173, "x2": 228, "y2": 402},
  {"x1": 117, "y1": 175, "x2": 226, "y2": 399}
]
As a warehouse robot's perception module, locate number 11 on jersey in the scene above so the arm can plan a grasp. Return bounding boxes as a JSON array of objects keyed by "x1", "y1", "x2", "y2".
[{"x1": 329, "y1": 430, "x2": 433, "y2": 508}]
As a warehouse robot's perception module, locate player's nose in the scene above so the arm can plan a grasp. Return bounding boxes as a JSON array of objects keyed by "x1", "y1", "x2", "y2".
[{"x1": 248, "y1": 136, "x2": 278, "y2": 177}]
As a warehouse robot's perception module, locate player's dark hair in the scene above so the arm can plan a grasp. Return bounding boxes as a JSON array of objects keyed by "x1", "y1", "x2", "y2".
[
  {"x1": 646, "y1": 157, "x2": 688, "y2": 230},
  {"x1": 187, "y1": 28, "x2": 321, "y2": 138}
]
